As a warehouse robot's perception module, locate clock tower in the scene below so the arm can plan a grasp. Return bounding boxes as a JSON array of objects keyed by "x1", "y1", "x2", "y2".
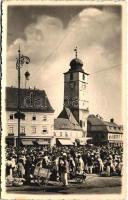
[{"x1": 64, "y1": 47, "x2": 89, "y2": 132}]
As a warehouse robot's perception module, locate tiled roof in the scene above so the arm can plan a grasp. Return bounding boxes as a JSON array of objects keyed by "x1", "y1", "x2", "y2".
[
  {"x1": 54, "y1": 107, "x2": 82, "y2": 131},
  {"x1": 87, "y1": 115, "x2": 123, "y2": 133},
  {"x1": 6, "y1": 87, "x2": 54, "y2": 113},
  {"x1": 87, "y1": 115, "x2": 105, "y2": 126}
]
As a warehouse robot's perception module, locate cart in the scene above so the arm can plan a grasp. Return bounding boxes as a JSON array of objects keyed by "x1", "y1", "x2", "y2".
[
  {"x1": 75, "y1": 172, "x2": 86, "y2": 183},
  {"x1": 34, "y1": 161, "x2": 51, "y2": 185},
  {"x1": 69, "y1": 170, "x2": 86, "y2": 183}
]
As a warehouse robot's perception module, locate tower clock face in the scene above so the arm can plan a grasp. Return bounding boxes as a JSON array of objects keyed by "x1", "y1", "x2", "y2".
[{"x1": 64, "y1": 96, "x2": 78, "y2": 107}]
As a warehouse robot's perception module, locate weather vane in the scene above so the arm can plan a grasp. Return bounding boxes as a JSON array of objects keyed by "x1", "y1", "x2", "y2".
[{"x1": 74, "y1": 46, "x2": 78, "y2": 59}]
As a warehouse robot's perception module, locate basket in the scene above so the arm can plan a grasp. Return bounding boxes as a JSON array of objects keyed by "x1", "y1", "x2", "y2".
[{"x1": 34, "y1": 167, "x2": 49, "y2": 178}]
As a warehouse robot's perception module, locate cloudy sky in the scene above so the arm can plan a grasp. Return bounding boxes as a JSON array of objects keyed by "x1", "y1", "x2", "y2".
[{"x1": 6, "y1": 5, "x2": 122, "y2": 123}]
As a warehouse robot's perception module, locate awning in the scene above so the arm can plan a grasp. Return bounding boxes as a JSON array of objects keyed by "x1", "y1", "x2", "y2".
[
  {"x1": 58, "y1": 139, "x2": 73, "y2": 145},
  {"x1": 86, "y1": 137, "x2": 92, "y2": 140},
  {"x1": 36, "y1": 140, "x2": 49, "y2": 145},
  {"x1": 21, "y1": 139, "x2": 33, "y2": 145},
  {"x1": 109, "y1": 140, "x2": 123, "y2": 143}
]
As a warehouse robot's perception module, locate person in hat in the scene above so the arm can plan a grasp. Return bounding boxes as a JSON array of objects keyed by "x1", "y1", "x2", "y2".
[
  {"x1": 24, "y1": 155, "x2": 32, "y2": 184},
  {"x1": 76, "y1": 154, "x2": 84, "y2": 175},
  {"x1": 59, "y1": 153, "x2": 69, "y2": 187},
  {"x1": 17, "y1": 158, "x2": 25, "y2": 178},
  {"x1": 86, "y1": 154, "x2": 93, "y2": 174}
]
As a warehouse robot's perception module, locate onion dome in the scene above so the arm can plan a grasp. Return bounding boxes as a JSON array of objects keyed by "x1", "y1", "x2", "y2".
[
  {"x1": 70, "y1": 58, "x2": 83, "y2": 71},
  {"x1": 64, "y1": 47, "x2": 89, "y2": 75},
  {"x1": 68, "y1": 46, "x2": 84, "y2": 72}
]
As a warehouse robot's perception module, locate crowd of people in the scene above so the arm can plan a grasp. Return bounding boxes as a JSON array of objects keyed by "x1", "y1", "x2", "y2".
[{"x1": 6, "y1": 144, "x2": 123, "y2": 187}]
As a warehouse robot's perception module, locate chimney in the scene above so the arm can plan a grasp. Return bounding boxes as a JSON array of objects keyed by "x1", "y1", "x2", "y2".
[{"x1": 110, "y1": 118, "x2": 114, "y2": 123}]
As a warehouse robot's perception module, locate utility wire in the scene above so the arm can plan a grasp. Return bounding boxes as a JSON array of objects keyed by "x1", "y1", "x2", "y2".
[
  {"x1": 29, "y1": 15, "x2": 85, "y2": 80},
  {"x1": 36, "y1": 63, "x2": 121, "y2": 88},
  {"x1": 90, "y1": 64, "x2": 121, "y2": 75}
]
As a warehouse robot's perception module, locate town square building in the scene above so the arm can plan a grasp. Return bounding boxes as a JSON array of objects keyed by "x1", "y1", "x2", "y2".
[
  {"x1": 87, "y1": 114, "x2": 123, "y2": 146},
  {"x1": 6, "y1": 86, "x2": 55, "y2": 146},
  {"x1": 54, "y1": 107, "x2": 84, "y2": 145}
]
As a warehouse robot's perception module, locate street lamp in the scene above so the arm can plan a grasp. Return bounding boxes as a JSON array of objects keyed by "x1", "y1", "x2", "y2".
[
  {"x1": 25, "y1": 70, "x2": 30, "y2": 88},
  {"x1": 14, "y1": 46, "x2": 30, "y2": 161}
]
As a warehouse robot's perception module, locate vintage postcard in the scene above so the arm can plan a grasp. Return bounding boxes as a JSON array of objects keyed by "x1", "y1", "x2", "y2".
[{"x1": 1, "y1": 0, "x2": 127, "y2": 199}]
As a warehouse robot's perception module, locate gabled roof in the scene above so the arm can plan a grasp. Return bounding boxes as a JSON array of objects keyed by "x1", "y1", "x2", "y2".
[
  {"x1": 87, "y1": 114, "x2": 105, "y2": 126},
  {"x1": 54, "y1": 107, "x2": 82, "y2": 131},
  {"x1": 87, "y1": 114, "x2": 123, "y2": 133},
  {"x1": 6, "y1": 87, "x2": 54, "y2": 113}
]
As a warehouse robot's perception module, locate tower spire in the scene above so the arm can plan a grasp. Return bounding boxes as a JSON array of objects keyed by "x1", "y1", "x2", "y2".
[{"x1": 74, "y1": 46, "x2": 78, "y2": 59}]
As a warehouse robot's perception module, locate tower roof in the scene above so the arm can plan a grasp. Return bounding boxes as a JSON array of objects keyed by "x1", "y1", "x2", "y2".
[
  {"x1": 64, "y1": 47, "x2": 89, "y2": 75},
  {"x1": 70, "y1": 58, "x2": 84, "y2": 72},
  {"x1": 54, "y1": 107, "x2": 82, "y2": 131},
  {"x1": 87, "y1": 115, "x2": 123, "y2": 133}
]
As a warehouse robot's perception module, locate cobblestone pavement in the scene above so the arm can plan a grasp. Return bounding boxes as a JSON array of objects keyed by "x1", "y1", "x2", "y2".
[{"x1": 6, "y1": 174, "x2": 122, "y2": 194}]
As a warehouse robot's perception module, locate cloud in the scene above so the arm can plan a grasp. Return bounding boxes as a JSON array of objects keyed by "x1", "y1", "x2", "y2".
[{"x1": 6, "y1": 7, "x2": 122, "y2": 123}]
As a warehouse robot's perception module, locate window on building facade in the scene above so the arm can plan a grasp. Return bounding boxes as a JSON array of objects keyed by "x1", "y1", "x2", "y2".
[
  {"x1": 42, "y1": 127, "x2": 47, "y2": 134},
  {"x1": 60, "y1": 132, "x2": 62, "y2": 137},
  {"x1": 54, "y1": 132, "x2": 56, "y2": 136},
  {"x1": 9, "y1": 114, "x2": 13, "y2": 120},
  {"x1": 43, "y1": 115, "x2": 47, "y2": 121},
  {"x1": 70, "y1": 73, "x2": 73, "y2": 80},
  {"x1": 44, "y1": 139, "x2": 48, "y2": 142},
  {"x1": 22, "y1": 116, "x2": 25, "y2": 120},
  {"x1": 65, "y1": 132, "x2": 68, "y2": 137},
  {"x1": 32, "y1": 127, "x2": 36, "y2": 134},
  {"x1": 32, "y1": 115, "x2": 36, "y2": 120},
  {"x1": 8, "y1": 126, "x2": 13, "y2": 134},
  {"x1": 21, "y1": 126, "x2": 25, "y2": 133}
]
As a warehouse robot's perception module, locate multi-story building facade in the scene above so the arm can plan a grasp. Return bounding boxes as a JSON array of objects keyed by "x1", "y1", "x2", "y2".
[
  {"x1": 87, "y1": 115, "x2": 123, "y2": 146},
  {"x1": 6, "y1": 87, "x2": 55, "y2": 146},
  {"x1": 54, "y1": 107, "x2": 84, "y2": 145}
]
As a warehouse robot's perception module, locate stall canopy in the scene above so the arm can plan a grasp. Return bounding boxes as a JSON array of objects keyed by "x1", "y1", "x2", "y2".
[
  {"x1": 58, "y1": 139, "x2": 73, "y2": 145},
  {"x1": 21, "y1": 139, "x2": 33, "y2": 145},
  {"x1": 36, "y1": 140, "x2": 49, "y2": 145}
]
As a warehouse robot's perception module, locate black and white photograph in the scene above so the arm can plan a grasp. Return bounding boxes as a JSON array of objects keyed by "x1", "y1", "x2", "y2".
[{"x1": 1, "y1": 0, "x2": 127, "y2": 199}]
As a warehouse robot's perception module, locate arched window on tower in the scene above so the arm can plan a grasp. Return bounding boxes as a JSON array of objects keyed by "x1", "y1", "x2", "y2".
[
  {"x1": 70, "y1": 73, "x2": 73, "y2": 80},
  {"x1": 80, "y1": 120, "x2": 82, "y2": 127},
  {"x1": 83, "y1": 73, "x2": 85, "y2": 80}
]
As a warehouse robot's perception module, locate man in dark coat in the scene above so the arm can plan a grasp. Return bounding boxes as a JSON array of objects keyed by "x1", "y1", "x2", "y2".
[{"x1": 24, "y1": 155, "x2": 32, "y2": 184}]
